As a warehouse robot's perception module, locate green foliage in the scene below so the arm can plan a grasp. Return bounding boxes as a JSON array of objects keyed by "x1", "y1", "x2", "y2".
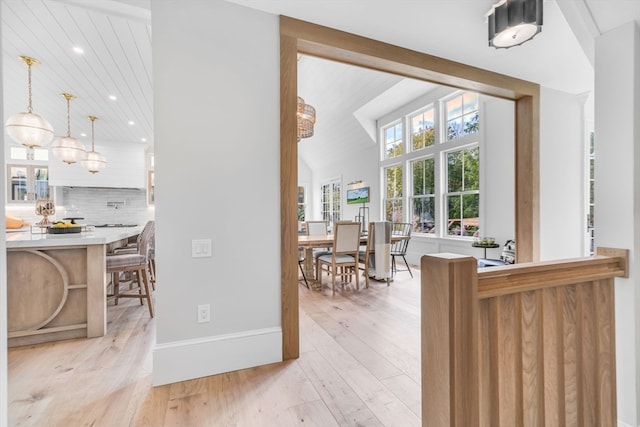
[
  {"x1": 412, "y1": 157, "x2": 434, "y2": 196},
  {"x1": 412, "y1": 128, "x2": 435, "y2": 150}
]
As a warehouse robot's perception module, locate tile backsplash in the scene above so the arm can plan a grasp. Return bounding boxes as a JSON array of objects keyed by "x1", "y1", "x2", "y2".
[{"x1": 7, "y1": 187, "x2": 154, "y2": 226}]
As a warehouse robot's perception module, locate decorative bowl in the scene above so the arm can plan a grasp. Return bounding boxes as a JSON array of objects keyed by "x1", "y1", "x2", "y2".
[{"x1": 47, "y1": 226, "x2": 82, "y2": 234}]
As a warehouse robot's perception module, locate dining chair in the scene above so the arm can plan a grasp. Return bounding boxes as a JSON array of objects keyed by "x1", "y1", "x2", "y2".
[
  {"x1": 390, "y1": 222, "x2": 413, "y2": 278},
  {"x1": 298, "y1": 248, "x2": 309, "y2": 288},
  {"x1": 106, "y1": 222, "x2": 154, "y2": 317},
  {"x1": 306, "y1": 220, "x2": 331, "y2": 270},
  {"x1": 316, "y1": 221, "x2": 361, "y2": 294}
]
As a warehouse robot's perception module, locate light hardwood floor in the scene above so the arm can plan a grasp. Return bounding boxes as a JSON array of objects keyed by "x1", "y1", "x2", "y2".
[{"x1": 9, "y1": 269, "x2": 421, "y2": 427}]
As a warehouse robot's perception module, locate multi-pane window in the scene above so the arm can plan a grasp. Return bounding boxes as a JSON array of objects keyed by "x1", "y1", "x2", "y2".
[
  {"x1": 320, "y1": 180, "x2": 341, "y2": 224},
  {"x1": 411, "y1": 157, "x2": 435, "y2": 233},
  {"x1": 384, "y1": 122, "x2": 403, "y2": 159},
  {"x1": 411, "y1": 107, "x2": 435, "y2": 151},
  {"x1": 384, "y1": 165, "x2": 403, "y2": 222},
  {"x1": 445, "y1": 92, "x2": 479, "y2": 141},
  {"x1": 445, "y1": 146, "x2": 479, "y2": 236},
  {"x1": 9, "y1": 146, "x2": 49, "y2": 161},
  {"x1": 380, "y1": 90, "x2": 482, "y2": 238}
]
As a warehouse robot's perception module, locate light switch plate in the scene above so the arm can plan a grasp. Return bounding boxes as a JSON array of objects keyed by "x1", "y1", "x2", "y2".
[{"x1": 192, "y1": 239, "x2": 212, "y2": 258}]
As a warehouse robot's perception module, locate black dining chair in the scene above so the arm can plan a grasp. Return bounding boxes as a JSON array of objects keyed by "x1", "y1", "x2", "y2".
[{"x1": 390, "y1": 222, "x2": 413, "y2": 278}]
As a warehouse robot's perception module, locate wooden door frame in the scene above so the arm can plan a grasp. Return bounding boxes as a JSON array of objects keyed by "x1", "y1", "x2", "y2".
[{"x1": 280, "y1": 16, "x2": 540, "y2": 359}]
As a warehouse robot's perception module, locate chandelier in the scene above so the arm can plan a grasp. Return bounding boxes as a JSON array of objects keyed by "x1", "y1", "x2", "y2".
[
  {"x1": 80, "y1": 116, "x2": 107, "y2": 174},
  {"x1": 488, "y1": 0, "x2": 543, "y2": 49},
  {"x1": 5, "y1": 56, "x2": 54, "y2": 148},
  {"x1": 51, "y1": 93, "x2": 86, "y2": 164},
  {"x1": 297, "y1": 96, "x2": 316, "y2": 141}
]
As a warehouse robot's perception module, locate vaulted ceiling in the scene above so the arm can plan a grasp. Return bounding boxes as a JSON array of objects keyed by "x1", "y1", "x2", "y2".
[{"x1": 3, "y1": 0, "x2": 640, "y2": 166}]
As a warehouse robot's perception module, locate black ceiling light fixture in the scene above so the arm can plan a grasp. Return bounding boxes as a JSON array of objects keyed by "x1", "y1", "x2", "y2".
[{"x1": 488, "y1": 0, "x2": 543, "y2": 48}]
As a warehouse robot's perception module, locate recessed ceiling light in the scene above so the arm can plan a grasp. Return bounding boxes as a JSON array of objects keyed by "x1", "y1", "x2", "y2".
[
  {"x1": 72, "y1": 46, "x2": 84, "y2": 55},
  {"x1": 108, "y1": 95, "x2": 117, "y2": 101},
  {"x1": 80, "y1": 132, "x2": 87, "y2": 137},
  {"x1": 128, "y1": 120, "x2": 135, "y2": 126},
  {"x1": 141, "y1": 137, "x2": 147, "y2": 142}
]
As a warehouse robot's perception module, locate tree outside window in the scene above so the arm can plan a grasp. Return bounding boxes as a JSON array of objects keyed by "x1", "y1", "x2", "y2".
[
  {"x1": 446, "y1": 92, "x2": 479, "y2": 141},
  {"x1": 384, "y1": 165, "x2": 403, "y2": 222},
  {"x1": 411, "y1": 108, "x2": 435, "y2": 151},
  {"x1": 297, "y1": 185, "x2": 306, "y2": 221},
  {"x1": 445, "y1": 146, "x2": 479, "y2": 236},
  {"x1": 411, "y1": 157, "x2": 435, "y2": 233},
  {"x1": 384, "y1": 122, "x2": 403, "y2": 159}
]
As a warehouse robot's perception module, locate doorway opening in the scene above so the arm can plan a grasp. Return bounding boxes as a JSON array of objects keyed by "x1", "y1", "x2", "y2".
[{"x1": 280, "y1": 16, "x2": 540, "y2": 359}]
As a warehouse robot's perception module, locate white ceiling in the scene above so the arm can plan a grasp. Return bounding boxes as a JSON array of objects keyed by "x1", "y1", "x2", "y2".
[
  {"x1": 3, "y1": 0, "x2": 640, "y2": 166},
  {"x1": 1, "y1": 0, "x2": 152, "y2": 151}
]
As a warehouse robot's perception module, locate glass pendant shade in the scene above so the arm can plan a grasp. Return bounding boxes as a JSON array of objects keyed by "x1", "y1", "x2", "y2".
[
  {"x1": 5, "y1": 112, "x2": 54, "y2": 148},
  {"x1": 5, "y1": 56, "x2": 54, "y2": 148},
  {"x1": 80, "y1": 115, "x2": 107, "y2": 174},
  {"x1": 51, "y1": 136, "x2": 86, "y2": 164},
  {"x1": 51, "y1": 93, "x2": 85, "y2": 164},
  {"x1": 81, "y1": 151, "x2": 107, "y2": 174}
]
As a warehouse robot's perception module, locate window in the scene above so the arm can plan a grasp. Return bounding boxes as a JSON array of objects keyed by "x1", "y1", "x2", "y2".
[
  {"x1": 445, "y1": 92, "x2": 479, "y2": 141},
  {"x1": 411, "y1": 157, "x2": 435, "y2": 233},
  {"x1": 379, "y1": 90, "x2": 482, "y2": 238},
  {"x1": 297, "y1": 185, "x2": 306, "y2": 221},
  {"x1": 445, "y1": 146, "x2": 479, "y2": 236},
  {"x1": 320, "y1": 180, "x2": 341, "y2": 223},
  {"x1": 9, "y1": 146, "x2": 49, "y2": 161},
  {"x1": 384, "y1": 165, "x2": 403, "y2": 222},
  {"x1": 383, "y1": 122, "x2": 403, "y2": 159},
  {"x1": 411, "y1": 107, "x2": 435, "y2": 151},
  {"x1": 7, "y1": 164, "x2": 49, "y2": 203}
]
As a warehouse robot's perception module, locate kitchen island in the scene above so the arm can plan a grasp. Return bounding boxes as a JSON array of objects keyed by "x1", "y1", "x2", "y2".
[{"x1": 6, "y1": 226, "x2": 143, "y2": 347}]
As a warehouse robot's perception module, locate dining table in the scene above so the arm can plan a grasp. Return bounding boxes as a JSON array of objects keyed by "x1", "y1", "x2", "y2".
[{"x1": 297, "y1": 232, "x2": 409, "y2": 291}]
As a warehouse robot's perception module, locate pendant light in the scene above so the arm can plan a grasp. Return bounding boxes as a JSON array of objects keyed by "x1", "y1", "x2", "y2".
[
  {"x1": 297, "y1": 96, "x2": 316, "y2": 141},
  {"x1": 5, "y1": 56, "x2": 54, "y2": 148},
  {"x1": 51, "y1": 93, "x2": 86, "y2": 164},
  {"x1": 488, "y1": 0, "x2": 543, "y2": 49},
  {"x1": 80, "y1": 116, "x2": 107, "y2": 174}
]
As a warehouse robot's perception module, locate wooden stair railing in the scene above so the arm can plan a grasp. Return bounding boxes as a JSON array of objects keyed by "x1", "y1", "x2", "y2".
[{"x1": 421, "y1": 248, "x2": 628, "y2": 427}]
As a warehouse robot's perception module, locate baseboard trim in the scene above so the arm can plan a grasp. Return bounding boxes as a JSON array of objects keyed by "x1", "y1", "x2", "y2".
[{"x1": 152, "y1": 326, "x2": 282, "y2": 386}]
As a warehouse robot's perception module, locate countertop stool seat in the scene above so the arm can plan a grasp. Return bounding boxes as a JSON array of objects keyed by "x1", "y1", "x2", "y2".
[
  {"x1": 112, "y1": 220, "x2": 155, "y2": 290},
  {"x1": 107, "y1": 221, "x2": 154, "y2": 317},
  {"x1": 107, "y1": 253, "x2": 154, "y2": 317}
]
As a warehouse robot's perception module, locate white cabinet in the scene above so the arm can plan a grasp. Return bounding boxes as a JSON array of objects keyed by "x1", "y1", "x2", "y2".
[
  {"x1": 49, "y1": 142, "x2": 146, "y2": 188},
  {"x1": 7, "y1": 164, "x2": 50, "y2": 203}
]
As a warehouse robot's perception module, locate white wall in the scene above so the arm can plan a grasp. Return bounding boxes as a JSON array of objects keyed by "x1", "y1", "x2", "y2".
[
  {"x1": 151, "y1": 0, "x2": 281, "y2": 385},
  {"x1": 594, "y1": 21, "x2": 640, "y2": 427},
  {"x1": 308, "y1": 143, "x2": 380, "y2": 223},
  {"x1": 48, "y1": 141, "x2": 146, "y2": 189},
  {"x1": 539, "y1": 87, "x2": 587, "y2": 260}
]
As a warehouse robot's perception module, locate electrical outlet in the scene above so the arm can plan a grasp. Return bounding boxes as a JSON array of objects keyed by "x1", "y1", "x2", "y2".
[{"x1": 197, "y1": 304, "x2": 211, "y2": 323}]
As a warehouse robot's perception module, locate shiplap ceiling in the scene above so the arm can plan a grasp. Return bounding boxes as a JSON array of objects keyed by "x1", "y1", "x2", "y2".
[
  {"x1": 5, "y1": 0, "x2": 640, "y2": 167},
  {"x1": 2, "y1": 0, "x2": 152, "y2": 152}
]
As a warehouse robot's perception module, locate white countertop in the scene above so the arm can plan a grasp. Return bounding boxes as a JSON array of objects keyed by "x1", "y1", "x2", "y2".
[{"x1": 6, "y1": 226, "x2": 143, "y2": 249}]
